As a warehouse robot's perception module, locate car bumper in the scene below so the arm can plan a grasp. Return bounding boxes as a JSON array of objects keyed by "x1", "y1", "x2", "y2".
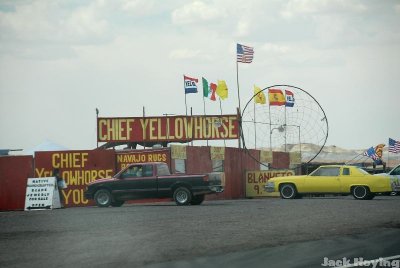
[
  {"x1": 192, "y1": 185, "x2": 224, "y2": 195},
  {"x1": 265, "y1": 182, "x2": 276, "y2": 193}
]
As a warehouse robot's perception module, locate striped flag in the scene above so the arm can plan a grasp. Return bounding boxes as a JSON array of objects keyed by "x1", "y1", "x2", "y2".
[
  {"x1": 389, "y1": 138, "x2": 400, "y2": 153},
  {"x1": 237, "y1": 43, "x2": 254, "y2": 63},
  {"x1": 184, "y1": 75, "x2": 198, "y2": 94}
]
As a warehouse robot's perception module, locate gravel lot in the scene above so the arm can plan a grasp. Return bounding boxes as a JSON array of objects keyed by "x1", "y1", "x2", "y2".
[{"x1": 1, "y1": 196, "x2": 399, "y2": 267}]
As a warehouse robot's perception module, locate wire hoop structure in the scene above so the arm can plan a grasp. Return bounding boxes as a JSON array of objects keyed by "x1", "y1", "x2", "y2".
[{"x1": 241, "y1": 85, "x2": 329, "y2": 165}]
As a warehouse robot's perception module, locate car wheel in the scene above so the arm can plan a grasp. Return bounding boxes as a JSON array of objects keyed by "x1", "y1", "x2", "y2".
[
  {"x1": 351, "y1": 186, "x2": 371, "y2": 200},
  {"x1": 173, "y1": 187, "x2": 192, "y2": 206},
  {"x1": 111, "y1": 200, "x2": 125, "y2": 207},
  {"x1": 279, "y1": 184, "x2": 297, "y2": 199},
  {"x1": 190, "y1": 195, "x2": 205, "y2": 205},
  {"x1": 94, "y1": 189, "x2": 112, "y2": 207}
]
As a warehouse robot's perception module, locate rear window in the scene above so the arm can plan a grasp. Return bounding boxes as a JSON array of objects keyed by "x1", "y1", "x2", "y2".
[
  {"x1": 342, "y1": 168, "x2": 350, "y2": 176},
  {"x1": 157, "y1": 163, "x2": 171, "y2": 176}
]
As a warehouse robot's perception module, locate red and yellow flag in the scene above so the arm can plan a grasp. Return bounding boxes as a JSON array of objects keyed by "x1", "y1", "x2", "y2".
[{"x1": 268, "y1": 89, "x2": 285, "y2": 106}]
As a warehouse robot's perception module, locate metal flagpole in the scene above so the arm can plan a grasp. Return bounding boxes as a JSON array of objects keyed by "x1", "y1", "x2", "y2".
[
  {"x1": 202, "y1": 82, "x2": 209, "y2": 147},
  {"x1": 184, "y1": 75, "x2": 188, "y2": 116},
  {"x1": 254, "y1": 99, "x2": 257, "y2": 149},
  {"x1": 219, "y1": 98, "x2": 226, "y2": 147},
  {"x1": 284, "y1": 99, "x2": 287, "y2": 152},
  {"x1": 269, "y1": 99, "x2": 272, "y2": 154},
  {"x1": 236, "y1": 61, "x2": 242, "y2": 149}
]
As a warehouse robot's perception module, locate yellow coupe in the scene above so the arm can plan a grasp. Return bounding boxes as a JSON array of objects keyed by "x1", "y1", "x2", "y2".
[{"x1": 264, "y1": 165, "x2": 396, "y2": 200}]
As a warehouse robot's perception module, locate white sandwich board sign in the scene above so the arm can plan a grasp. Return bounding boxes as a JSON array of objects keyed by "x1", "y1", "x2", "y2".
[{"x1": 24, "y1": 177, "x2": 61, "y2": 211}]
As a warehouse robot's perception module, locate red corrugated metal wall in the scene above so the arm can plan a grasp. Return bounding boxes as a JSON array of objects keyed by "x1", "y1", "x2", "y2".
[
  {"x1": 0, "y1": 156, "x2": 34, "y2": 211},
  {"x1": 271, "y1": 151, "x2": 290, "y2": 169},
  {"x1": 186, "y1": 146, "x2": 212, "y2": 174}
]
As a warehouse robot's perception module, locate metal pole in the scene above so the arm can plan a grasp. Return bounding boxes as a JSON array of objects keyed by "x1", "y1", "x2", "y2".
[
  {"x1": 284, "y1": 103, "x2": 287, "y2": 152},
  {"x1": 219, "y1": 99, "x2": 226, "y2": 147},
  {"x1": 254, "y1": 100, "x2": 256, "y2": 149},
  {"x1": 202, "y1": 88, "x2": 209, "y2": 147},
  {"x1": 236, "y1": 61, "x2": 241, "y2": 149},
  {"x1": 96, "y1": 108, "x2": 99, "y2": 148},
  {"x1": 269, "y1": 102, "x2": 272, "y2": 154}
]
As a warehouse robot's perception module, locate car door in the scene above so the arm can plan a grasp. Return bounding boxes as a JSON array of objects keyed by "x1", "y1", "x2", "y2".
[
  {"x1": 114, "y1": 164, "x2": 157, "y2": 199},
  {"x1": 303, "y1": 167, "x2": 341, "y2": 193}
]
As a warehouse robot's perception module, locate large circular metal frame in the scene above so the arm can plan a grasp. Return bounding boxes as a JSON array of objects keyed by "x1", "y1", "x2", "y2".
[{"x1": 241, "y1": 84, "x2": 329, "y2": 166}]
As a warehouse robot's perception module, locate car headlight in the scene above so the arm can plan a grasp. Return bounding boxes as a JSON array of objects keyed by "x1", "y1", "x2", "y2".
[{"x1": 265, "y1": 181, "x2": 275, "y2": 189}]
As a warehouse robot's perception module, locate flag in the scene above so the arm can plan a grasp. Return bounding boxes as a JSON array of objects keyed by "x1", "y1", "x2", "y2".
[
  {"x1": 389, "y1": 138, "x2": 400, "y2": 153},
  {"x1": 184, "y1": 75, "x2": 198, "y2": 94},
  {"x1": 202, "y1": 77, "x2": 209, "y2": 98},
  {"x1": 254, "y1": 85, "x2": 266, "y2": 104},
  {"x1": 285, "y1": 90, "x2": 295, "y2": 107},
  {"x1": 374, "y1": 144, "x2": 385, "y2": 159},
  {"x1": 363, "y1": 146, "x2": 382, "y2": 164},
  {"x1": 210, "y1": 83, "x2": 217, "y2": 101},
  {"x1": 237, "y1": 43, "x2": 254, "y2": 63},
  {"x1": 268, "y1": 89, "x2": 285, "y2": 106},
  {"x1": 216, "y1": 80, "x2": 228, "y2": 100}
]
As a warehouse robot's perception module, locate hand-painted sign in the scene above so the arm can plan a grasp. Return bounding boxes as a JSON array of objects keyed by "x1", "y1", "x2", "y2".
[
  {"x1": 116, "y1": 149, "x2": 171, "y2": 171},
  {"x1": 97, "y1": 115, "x2": 239, "y2": 143},
  {"x1": 246, "y1": 170, "x2": 295, "y2": 197},
  {"x1": 24, "y1": 177, "x2": 61, "y2": 210},
  {"x1": 34, "y1": 150, "x2": 115, "y2": 207}
]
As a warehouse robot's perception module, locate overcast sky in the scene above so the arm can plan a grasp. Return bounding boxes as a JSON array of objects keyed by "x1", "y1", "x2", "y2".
[{"x1": 0, "y1": 0, "x2": 399, "y2": 151}]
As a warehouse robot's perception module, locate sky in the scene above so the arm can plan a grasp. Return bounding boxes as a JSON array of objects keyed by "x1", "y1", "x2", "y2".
[{"x1": 0, "y1": 0, "x2": 399, "y2": 151}]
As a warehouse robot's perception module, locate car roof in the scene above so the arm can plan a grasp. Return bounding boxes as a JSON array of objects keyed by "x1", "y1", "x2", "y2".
[{"x1": 318, "y1": 165, "x2": 357, "y2": 168}]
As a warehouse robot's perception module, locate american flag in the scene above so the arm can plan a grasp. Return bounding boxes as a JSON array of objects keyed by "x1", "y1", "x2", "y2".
[
  {"x1": 389, "y1": 138, "x2": 400, "y2": 153},
  {"x1": 237, "y1": 43, "x2": 254, "y2": 63}
]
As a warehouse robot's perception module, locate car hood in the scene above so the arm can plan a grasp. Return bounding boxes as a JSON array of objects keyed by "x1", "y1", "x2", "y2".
[
  {"x1": 269, "y1": 175, "x2": 306, "y2": 182},
  {"x1": 88, "y1": 177, "x2": 117, "y2": 186}
]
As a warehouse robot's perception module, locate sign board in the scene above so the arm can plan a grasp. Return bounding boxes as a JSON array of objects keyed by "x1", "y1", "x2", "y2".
[
  {"x1": 246, "y1": 170, "x2": 295, "y2": 197},
  {"x1": 97, "y1": 115, "x2": 239, "y2": 143},
  {"x1": 24, "y1": 177, "x2": 61, "y2": 210},
  {"x1": 34, "y1": 150, "x2": 115, "y2": 207},
  {"x1": 171, "y1": 145, "x2": 187, "y2": 160},
  {"x1": 210, "y1": 147, "x2": 225, "y2": 160},
  {"x1": 116, "y1": 149, "x2": 171, "y2": 171}
]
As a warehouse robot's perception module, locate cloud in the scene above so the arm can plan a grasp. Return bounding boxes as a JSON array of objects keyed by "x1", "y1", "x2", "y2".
[
  {"x1": 171, "y1": 1, "x2": 222, "y2": 25},
  {"x1": 396, "y1": 4, "x2": 400, "y2": 13},
  {"x1": 281, "y1": 0, "x2": 367, "y2": 18}
]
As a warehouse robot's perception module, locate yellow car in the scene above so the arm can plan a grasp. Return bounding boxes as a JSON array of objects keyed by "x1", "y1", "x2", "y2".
[{"x1": 264, "y1": 165, "x2": 396, "y2": 200}]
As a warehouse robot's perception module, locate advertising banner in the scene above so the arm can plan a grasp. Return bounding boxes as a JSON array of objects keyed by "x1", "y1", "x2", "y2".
[
  {"x1": 210, "y1": 146, "x2": 225, "y2": 160},
  {"x1": 97, "y1": 115, "x2": 239, "y2": 143},
  {"x1": 246, "y1": 170, "x2": 295, "y2": 197},
  {"x1": 116, "y1": 149, "x2": 171, "y2": 171},
  {"x1": 34, "y1": 150, "x2": 115, "y2": 207}
]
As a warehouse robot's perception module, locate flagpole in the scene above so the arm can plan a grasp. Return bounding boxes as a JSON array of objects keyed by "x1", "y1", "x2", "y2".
[
  {"x1": 269, "y1": 99, "x2": 272, "y2": 154},
  {"x1": 284, "y1": 102, "x2": 287, "y2": 152},
  {"x1": 236, "y1": 61, "x2": 242, "y2": 149},
  {"x1": 184, "y1": 75, "x2": 188, "y2": 116},
  {"x1": 219, "y1": 98, "x2": 226, "y2": 147},
  {"x1": 254, "y1": 99, "x2": 257, "y2": 149},
  {"x1": 202, "y1": 96, "x2": 209, "y2": 147}
]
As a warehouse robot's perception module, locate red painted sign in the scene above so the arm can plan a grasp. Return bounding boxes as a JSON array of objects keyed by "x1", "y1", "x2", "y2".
[
  {"x1": 34, "y1": 150, "x2": 115, "y2": 207},
  {"x1": 116, "y1": 149, "x2": 171, "y2": 171},
  {"x1": 97, "y1": 115, "x2": 239, "y2": 143}
]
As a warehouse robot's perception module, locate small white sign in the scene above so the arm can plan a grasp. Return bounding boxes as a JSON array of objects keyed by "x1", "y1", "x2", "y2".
[{"x1": 24, "y1": 177, "x2": 61, "y2": 211}]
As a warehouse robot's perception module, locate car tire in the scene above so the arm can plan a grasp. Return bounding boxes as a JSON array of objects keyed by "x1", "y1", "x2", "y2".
[
  {"x1": 173, "y1": 187, "x2": 192, "y2": 206},
  {"x1": 351, "y1": 186, "x2": 371, "y2": 200},
  {"x1": 94, "y1": 189, "x2": 112, "y2": 207},
  {"x1": 190, "y1": 195, "x2": 205, "y2": 205},
  {"x1": 111, "y1": 200, "x2": 125, "y2": 207},
  {"x1": 279, "y1": 184, "x2": 297, "y2": 199}
]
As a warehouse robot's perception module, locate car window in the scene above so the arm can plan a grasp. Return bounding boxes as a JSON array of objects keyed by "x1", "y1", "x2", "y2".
[
  {"x1": 310, "y1": 167, "x2": 340, "y2": 176},
  {"x1": 122, "y1": 165, "x2": 143, "y2": 178},
  {"x1": 391, "y1": 166, "x2": 400, "y2": 175},
  {"x1": 342, "y1": 168, "x2": 350, "y2": 176},
  {"x1": 157, "y1": 163, "x2": 171, "y2": 176},
  {"x1": 142, "y1": 165, "x2": 153, "y2": 177}
]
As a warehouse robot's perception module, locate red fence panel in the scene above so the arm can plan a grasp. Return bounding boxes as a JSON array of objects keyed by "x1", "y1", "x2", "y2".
[
  {"x1": 0, "y1": 155, "x2": 34, "y2": 211},
  {"x1": 34, "y1": 150, "x2": 116, "y2": 207}
]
